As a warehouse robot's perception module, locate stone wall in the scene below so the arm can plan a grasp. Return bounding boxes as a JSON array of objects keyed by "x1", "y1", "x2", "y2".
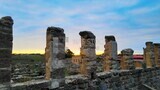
[
  {"x1": 48, "y1": 67, "x2": 160, "y2": 90},
  {"x1": 0, "y1": 16, "x2": 13, "y2": 89},
  {"x1": 9, "y1": 67, "x2": 160, "y2": 90}
]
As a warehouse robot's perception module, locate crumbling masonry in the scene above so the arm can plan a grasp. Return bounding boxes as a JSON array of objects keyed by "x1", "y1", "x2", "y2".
[
  {"x1": 79, "y1": 31, "x2": 97, "y2": 79},
  {"x1": 103, "y1": 36, "x2": 120, "y2": 71},
  {"x1": 0, "y1": 16, "x2": 160, "y2": 90},
  {"x1": 45, "y1": 27, "x2": 66, "y2": 89},
  {"x1": 121, "y1": 48, "x2": 135, "y2": 70},
  {"x1": 154, "y1": 43, "x2": 160, "y2": 67},
  {"x1": 0, "y1": 16, "x2": 13, "y2": 90},
  {"x1": 144, "y1": 42, "x2": 156, "y2": 68}
]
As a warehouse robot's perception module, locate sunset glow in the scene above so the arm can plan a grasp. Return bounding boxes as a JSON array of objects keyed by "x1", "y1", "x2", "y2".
[
  {"x1": 1, "y1": 0, "x2": 159, "y2": 54},
  {"x1": 13, "y1": 50, "x2": 45, "y2": 54}
]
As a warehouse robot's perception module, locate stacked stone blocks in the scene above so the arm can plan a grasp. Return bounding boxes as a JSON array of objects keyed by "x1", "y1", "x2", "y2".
[
  {"x1": 154, "y1": 43, "x2": 160, "y2": 67},
  {"x1": 0, "y1": 16, "x2": 13, "y2": 89},
  {"x1": 79, "y1": 31, "x2": 97, "y2": 79},
  {"x1": 103, "y1": 36, "x2": 120, "y2": 71},
  {"x1": 143, "y1": 42, "x2": 156, "y2": 68},
  {"x1": 121, "y1": 48, "x2": 135, "y2": 70},
  {"x1": 45, "y1": 27, "x2": 66, "y2": 89}
]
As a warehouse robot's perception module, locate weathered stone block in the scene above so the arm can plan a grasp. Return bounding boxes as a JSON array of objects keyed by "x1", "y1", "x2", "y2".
[
  {"x1": 0, "y1": 69, "x2": 10, "y2": 83},
  {"x1": 79, "y1": 31, "x2": 97, "y2": 77},
  {"x1": 0, "y1": 16, "x2": 13, "y2": 27},
  {"x1": 47, "y1": 27, "x2": 65, "y2": 37},
  {"x1": 0, "y1": 41, "x2": 12, "y2": 48},
  {"x1": 11, "y1": 85, "x2": 26, "y2": 90},
  {"x1": 56, "y1": 52, "x2": 65, "y2": 59},
  {"x1": 0, "y1": 48, "x2": 12, "y2": 58},
  {"x1": 58, "y1": 37, "x2": 65, "y2": 43},
  {"x1": 0, "y1": 26, "x2": 12, "y2": 33},
  {"x1": 0, "y1": 16, "x2": 13, "y2": 90},
  {"x1": 0, "y1": 58, "x2": 10, "y2": 68},
  {"x1": 45, "y1": 26, "x2": 65, "y2": 81},
  {"x1": 0, "y1": 32, "x2": 12, "y2": 41},
  {"x1": 51, "y1": 68, "x2": 65, "y2": 79}
]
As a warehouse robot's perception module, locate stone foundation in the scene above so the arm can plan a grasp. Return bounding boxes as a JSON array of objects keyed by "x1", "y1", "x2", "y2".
[
  {"x1": 8, "y1": 67, "x2": 160, "y2": 90},
  {"x1": 54, "y1": 67, "x2": 160, "y2": 90}
]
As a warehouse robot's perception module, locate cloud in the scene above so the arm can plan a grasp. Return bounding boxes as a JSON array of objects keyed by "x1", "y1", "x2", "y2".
[
  {"x1": 0, "y1": 0, "x2": 159, "y2": 54},
  {"x1": 129, "y1": 5, "x2": 160, "y2": 15},
  {"x1": 113, "y1": 0, "x2": 139, "y2": 7}
]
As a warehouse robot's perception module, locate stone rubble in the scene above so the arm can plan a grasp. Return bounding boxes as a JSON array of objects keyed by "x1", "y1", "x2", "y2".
[{"x1": 11, "y1": 62, "x2": 45, "y2": 83}]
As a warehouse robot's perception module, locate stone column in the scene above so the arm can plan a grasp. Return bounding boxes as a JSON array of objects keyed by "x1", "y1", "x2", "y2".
[
  {"x1": 103, "y1": 36, "x2": 120, "y2": 71},
  {"x1": 154, "y1": 43, "x2": 160, "y2": 67},
  {"x1": 79, "y1": 31, "x2": 97, "y2": 79},
  {"x1": 0, "y1": 16, "x2": 13, "y2": 89},
  {"x1": 121, "y1": 48, "x2": 135, "y2": 70},
  {"x1": 45, "y1": 27, "x2": 65, "y2": 89},
  {"x1": 143, "y1": 42, "x2": 156, "y2": 68}
]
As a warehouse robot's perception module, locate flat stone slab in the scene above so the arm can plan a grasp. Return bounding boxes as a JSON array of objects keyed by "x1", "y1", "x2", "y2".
[
  {"x1": 79, "y1": 31, "x2": 95, "y2": 39},
  {"x1": 11, "y1": 80, "x2": 50, "y2": 90}
]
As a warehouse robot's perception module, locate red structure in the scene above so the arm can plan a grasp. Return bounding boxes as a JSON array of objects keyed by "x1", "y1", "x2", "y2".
[{"x1": 133, "y1": 55, "x2": 143, "y2": 61}]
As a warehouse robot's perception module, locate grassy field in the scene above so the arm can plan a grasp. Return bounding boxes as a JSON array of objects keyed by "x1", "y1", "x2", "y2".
[{"x1": 12, "y1": 54, "x2": 45, "y2": 64}]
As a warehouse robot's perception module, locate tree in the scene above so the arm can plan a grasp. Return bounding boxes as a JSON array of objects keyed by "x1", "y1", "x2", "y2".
[{"x1": 65, "y1": 49, "x2": 74, "y2": 58}]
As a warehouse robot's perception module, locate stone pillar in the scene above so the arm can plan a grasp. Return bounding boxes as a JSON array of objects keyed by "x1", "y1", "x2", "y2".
[
  {"x1": 45, "y1": 27, "x2": 65, "y2": 89},
  {"x1": 121, "y1": 48, "x2": 135, "y2": 70},
  {"x1": 154, "y1": 43, "x2": 160, "y2": 67},
  {"x1": 0, "y1": 16, "x2": 13, "y2": 89},
  {"x1": 143, "y1": 42, "x2": 156, "y2": 68},
  {"x1": 79, "y1": 31, "x2": 97, "y2": 79},
  {"x1": 103, "y1": 36, "x2": 120, "y2": 71}
]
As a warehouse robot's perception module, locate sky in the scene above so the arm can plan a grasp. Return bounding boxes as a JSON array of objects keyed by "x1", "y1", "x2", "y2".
[{"x1": 0, "y1": 0, "x2": 160, "y2": 55}]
